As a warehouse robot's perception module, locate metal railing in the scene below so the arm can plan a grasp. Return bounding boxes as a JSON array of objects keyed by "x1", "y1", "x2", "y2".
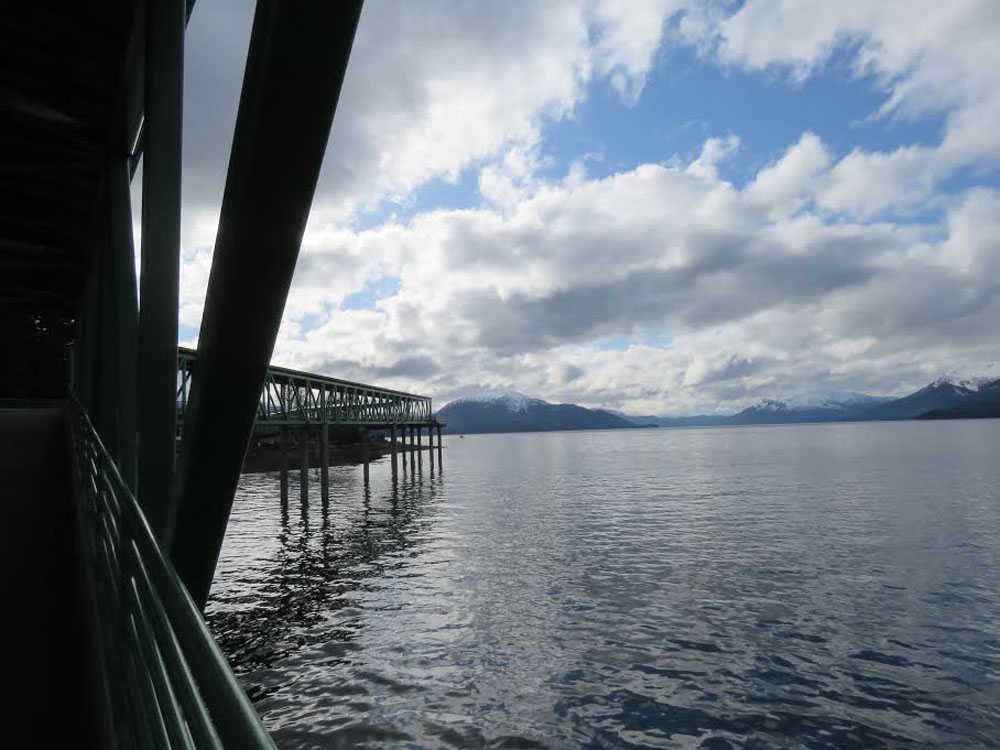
[
  {"x1": 177, "y1": 347, "x2": 434, "y2": 426},
  {"x1": 70, "y1": 398, "x2": 276, "y2": 749}
]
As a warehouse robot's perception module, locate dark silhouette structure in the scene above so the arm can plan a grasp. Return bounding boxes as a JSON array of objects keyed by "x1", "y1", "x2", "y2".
[{"x1": 0, "y1": 1, "x2": 439, "y2": 745}]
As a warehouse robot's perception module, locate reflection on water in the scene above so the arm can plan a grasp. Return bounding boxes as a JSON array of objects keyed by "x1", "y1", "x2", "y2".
[
  {"x1": 208, "y1": 465, "x2": 445, "y2": 701},
  {"x1": 208, "y1": 422, "x2": 1000, "y2": 748}
]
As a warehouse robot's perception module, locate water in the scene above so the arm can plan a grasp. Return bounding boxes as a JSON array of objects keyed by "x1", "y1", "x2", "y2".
[{"x1": 207, "y1": 421, "x2": 1000, "y2": 748}]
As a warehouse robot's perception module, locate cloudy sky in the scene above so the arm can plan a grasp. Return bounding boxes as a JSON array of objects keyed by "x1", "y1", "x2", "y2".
[{"x1": 157, "y1": 0, "x2": 1000, "y2": 415}]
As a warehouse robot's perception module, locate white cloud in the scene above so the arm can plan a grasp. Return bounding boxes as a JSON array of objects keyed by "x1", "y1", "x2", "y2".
[
  {"x1": 265, "y1": 141, "x2": 999, "y2": 415},
  {"x1": 172, "y1": 0, "x2": 1000, "y2": 415},
  {"x1": 702, "y1": 0, "x2": 1000, "y2": 216}
]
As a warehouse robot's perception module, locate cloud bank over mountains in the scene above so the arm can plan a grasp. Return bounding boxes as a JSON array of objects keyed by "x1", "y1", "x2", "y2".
[{"x1": 169, "y1": 0, "x2": 1000, "y2": 416}]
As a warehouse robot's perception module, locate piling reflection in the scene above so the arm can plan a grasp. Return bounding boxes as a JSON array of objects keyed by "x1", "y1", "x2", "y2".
[{"x1": 206, "y1": 468, "x2": 444, "y2": 701}]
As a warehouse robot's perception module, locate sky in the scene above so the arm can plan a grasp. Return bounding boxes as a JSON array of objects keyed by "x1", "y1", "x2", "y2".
[{"x1": 154, "y1": 0, "x2": 1000, "y2": 416}]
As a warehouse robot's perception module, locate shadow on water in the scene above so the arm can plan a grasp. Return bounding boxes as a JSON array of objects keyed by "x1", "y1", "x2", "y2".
[{"x1": 207, "y1": 469, "x2": 444, "y2": 702}]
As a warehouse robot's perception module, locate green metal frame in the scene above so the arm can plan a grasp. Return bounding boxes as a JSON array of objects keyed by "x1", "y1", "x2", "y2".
[
  {"x1": 69, "y1": 397, "x2": 276, "y2": 749},
  {"x1": 176, "y1": 347, "x2": 434, "y2": 427}
]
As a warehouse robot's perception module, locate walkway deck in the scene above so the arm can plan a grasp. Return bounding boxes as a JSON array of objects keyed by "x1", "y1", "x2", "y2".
[{"x1": 0, "y1": 406, "x2": 96, "y2": 744}]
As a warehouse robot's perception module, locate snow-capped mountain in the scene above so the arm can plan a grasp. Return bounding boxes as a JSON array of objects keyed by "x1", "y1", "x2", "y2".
[
  {"x1": 436, "y1": 393, "x2": 632, "y2": 434},
  {"x1": 860, "y1": 377, "x2": 1000, "y2": 420},
  {"x1": 727, "y1": 393, "x2": 894, "y2": 425},
  {"x1": 444, "y1": 391, "x2": 542, "y2": 415},
  {"x1": 433, "y1": 377, "x2": 1000, "y2": 434}
]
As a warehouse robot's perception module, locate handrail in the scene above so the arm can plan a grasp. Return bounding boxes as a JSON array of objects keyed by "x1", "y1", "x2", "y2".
[{"x1": 69, "y1": 397, "x2": 276, "y2": 749}]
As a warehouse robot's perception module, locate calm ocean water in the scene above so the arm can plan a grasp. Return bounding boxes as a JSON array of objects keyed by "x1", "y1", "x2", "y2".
[{"x1": 207, "y1": 421, "x2": 1000, "y2": 749}]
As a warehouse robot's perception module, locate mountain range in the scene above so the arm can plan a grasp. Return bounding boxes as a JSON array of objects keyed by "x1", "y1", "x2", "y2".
[{"x1": 435, "y1": 377, "x2": 1000, "y2": 434}]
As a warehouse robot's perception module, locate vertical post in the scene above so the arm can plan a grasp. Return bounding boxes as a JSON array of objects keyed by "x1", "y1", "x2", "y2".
[
  {"x1": 280, "y1": 428, "x2": 288, "y2": 505},
  {"x1": 320, "y1": 421, "x2": 329, "y2": 502},
  {"x1": 401, "y1": 426, "x2": 407, "y2": 475},
  {"x1": 167, "y1": 1, "x2": 364, "y2": 608},
  {"x1": 108, "y1": 157, "x2": 139, "y2": 490},
  {"x1": 409, "y1": 427, "x2": 416, "y2": 474},
  {"x1": 428, "y1": 424, "x2": 434, "y2": 471},
  {"x1": 437, "y1": 425, "x2": 443, "y2": 467},
  {"x1": 138, "y1": 0, "x2": 184, "y2": 538},
  {"x1": 390, "y1": 424, "x2": 398, "y2": 481},
  {"x1": 300, "y1": 428, "x2": 309, "y2": 502},
  {"x1": 416, "y1": 426, "x2": 422, "y2": 472},
  {"x1": 362, "y1": 428, "x2": 369, "y2": 486}
]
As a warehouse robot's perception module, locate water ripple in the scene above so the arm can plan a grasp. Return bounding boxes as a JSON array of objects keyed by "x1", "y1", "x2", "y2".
[{"x1": 208, "y1": 421, "x2": 1000, "y2": 748}]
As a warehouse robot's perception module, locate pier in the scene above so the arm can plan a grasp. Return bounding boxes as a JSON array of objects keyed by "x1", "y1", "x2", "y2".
[{"x1": 177, "y1": 346, "x2": 443, "y2": 503}]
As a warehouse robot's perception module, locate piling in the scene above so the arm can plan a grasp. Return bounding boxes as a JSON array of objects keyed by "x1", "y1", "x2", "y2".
[
  {"x1": 320, "y1": 422, "x2": 329, "y2": 502},
  {"x1": 428, "y1": 425, "x2": 435, "y2": 471},
  {"x1": 280, "y1": 427, "x2": 289, "y2": 504},
  {"x1": 390, "y1": 424, "x2": 398, "y2": 480},
  {"x1": 409, "y1": 426, "x2": 416, "y2": 474},
  {"x1": 437, "y1": 424, "x2": 443, "y2": 467},
  {"x1": 417, "y1": 426, "x2": 422, "y2": 472},
  {"x1": 300, "y1": 428, "x2": 309, "y2": 502},
  {"x1": 362, "y1": 428, "x2": 370, "y2": 486}
]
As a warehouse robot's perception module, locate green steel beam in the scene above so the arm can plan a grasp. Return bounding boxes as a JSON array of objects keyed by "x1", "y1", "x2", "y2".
[
  {"x1": 170, "y1": 0, "x2": 364, "y2": 609},
  {"x1": 109, "y1": 156, "x2": 139, "y2": 491},
  {"x1": 138, "y1": 0, "x2": 184, "y2": 537}
]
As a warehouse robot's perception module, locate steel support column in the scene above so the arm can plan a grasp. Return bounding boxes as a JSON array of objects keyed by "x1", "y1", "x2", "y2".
[
  {"x1": 109, "y1": 155, "x2": 139, "y2": 491},
  {"x1": 409, "y1": 427, "x2": 416, "y2": 474},
  {"x1": 428, "y1": 425, "x2": 434, "y2": 471},
  {"x1": 416, "y1": 426, "x2": 422, "y2": 472},
  {"x1": 169, "y1": 0, "x2": 363, "y2": 609},
  {"x1": 437, "y1": 425, "x2": 443, "y2": 466},
  {"x1": 138, "y1": 0, "x2": 184, "y2": 536}
]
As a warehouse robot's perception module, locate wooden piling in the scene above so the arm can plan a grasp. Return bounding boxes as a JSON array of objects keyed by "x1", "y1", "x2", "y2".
[
  {"x1": 320, "y1": 422, "x2": 329, "y2": 502},
  {"x1": 362, "y1": 428, "x2": 370, "y2": 486},
  {"x1": 280, "y1": 427, "x2": 289, "y2": 504},
  {"x1": 300, "y1": 428, "x2": 309, "y2": 502},
  {"x1": 390, "y1": 424, "x2": 398, "y2": 480}
]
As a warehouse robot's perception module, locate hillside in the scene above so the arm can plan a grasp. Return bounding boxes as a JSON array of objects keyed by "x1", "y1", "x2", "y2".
[
  {"x1": 860, "y1": 378, "x2": 1000, "y2": 420},
  {"x1": 435, "y1": 378, "x2": 1000, "y2": 434},
  {"x1": 437, "y1": 394, "x2": 633, "y2": 434}
]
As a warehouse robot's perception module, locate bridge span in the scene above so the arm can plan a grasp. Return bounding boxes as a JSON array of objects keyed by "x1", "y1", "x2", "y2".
[{"x1": 177, "y1": 346, "x2": 443, "y2": 497}]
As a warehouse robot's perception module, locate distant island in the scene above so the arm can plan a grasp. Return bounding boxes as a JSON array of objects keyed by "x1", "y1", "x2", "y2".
[{"x1": 436, "y1": 377, "x2": 1000, "y2": 434}]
